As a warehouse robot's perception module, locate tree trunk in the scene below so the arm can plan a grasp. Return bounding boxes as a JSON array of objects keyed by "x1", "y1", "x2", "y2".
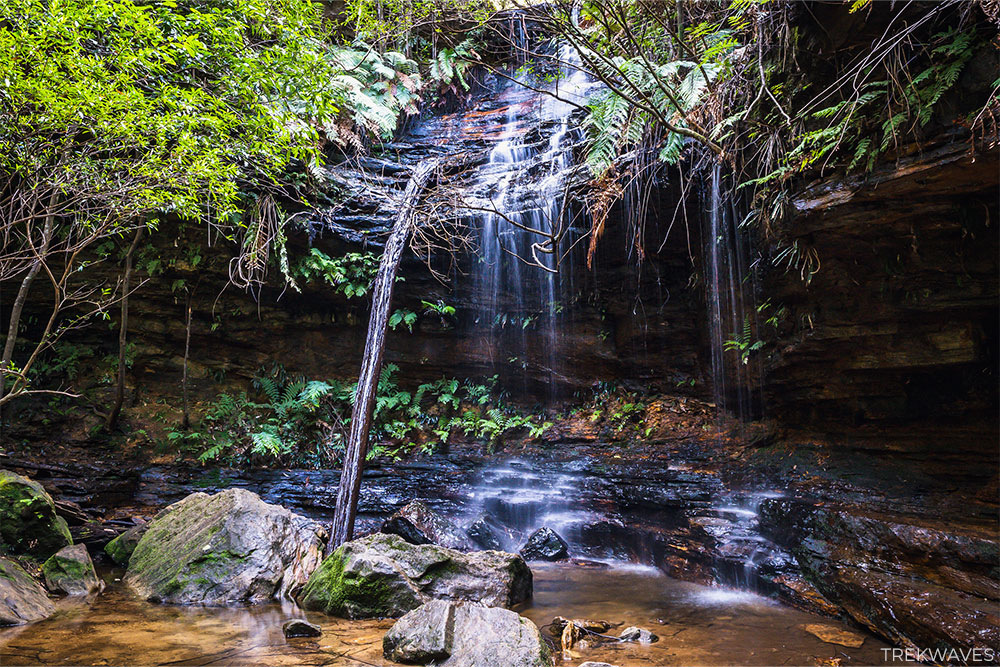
[
  {"x1": 106, "y1": 227, "x2": 144, "y2": 429},
  {"x1": 182, "y1": 291, "x2": 192, "y2": 429},
  {"x1": 1, "y1": 190, "x2": 57, "y2": 399},
  {"x1": 328, "y1": 158, "x2": 439, "y2": 551}
]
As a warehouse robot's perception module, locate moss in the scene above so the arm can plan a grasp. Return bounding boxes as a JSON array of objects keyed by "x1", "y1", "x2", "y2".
[
  {"x1": 0, "y1": 471, "x2": 72, "y2": 559},
  {"x1": 299, "y1": 548, "x2": 402, "y2": 618}
]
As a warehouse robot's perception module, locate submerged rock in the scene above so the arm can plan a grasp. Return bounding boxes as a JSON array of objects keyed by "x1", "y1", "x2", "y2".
[
  {"x1": 619, "y1": 626, "x2": 659, "y2": 644},
  {"x1": 0, "y1": 557, "x2": 55, "y2": 625},
  {"x1": 801, "y1": 623, "x2": 865, "y2": 648},
  {"x1": 381, "y1": 500, "x2": 475, "y2": 551},
  {"x1": 124, "y1": 489, "x2": 326, "y2": 605},
  {"x1": 519, "y1": 527, "x2": 569, "y2": 561},
  {"x1": 104, "y1": 523, "x2": 148, "y2": 566},
  {"x1": 383, "y1": 600, "x2": 550, "y2": 666},
  {"x1": 42, "y1": 544, "x2": 103, "y2": 595},
  {"x1": 0, "y1": 470, "x2": 72, "y2": 559},
  {"x1": 298, "y1": 533, "x2": 532, "y2": 619},
  {"x1": 282, "y1": 618, "x2": 323, "y2": 638}
]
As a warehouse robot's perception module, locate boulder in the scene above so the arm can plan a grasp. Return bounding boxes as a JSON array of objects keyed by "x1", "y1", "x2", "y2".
[
  {"x1": 381, "y1": 501, "x2": 475, "y2": 551},
  {"x1": 42, "y1": 544, "x2": 103, "y2": 595},
  {"x1": 519, "y1": 527, "x2": 569, "y2": 561},
  {"x1": 383, "y1": 600, "x2": 550, "y2": 666},
  {"x1": 124, "y1": 489, "x2": 326, "y2": 604},
  {"x1": 618, "y1": 626, "x2": 659, "y2": 644},
  {"x1": 466, "y1": 514, "x2": 505, "y2": 551},
  {"x1": 0, "y1": 470, "x2": 72, "y2": 559},
  {"x1": 282, "y1": 618, "x2": 323, "y2": 638},
  {"x1": 298, "y1": 533, "x2": 532, "y2": 619},
  {"x1": 0, "y1": 557, "x2": 55, "y2": 625},
  {"x1": 104, "y1": 523, "x2": 149, "y2": 566}
]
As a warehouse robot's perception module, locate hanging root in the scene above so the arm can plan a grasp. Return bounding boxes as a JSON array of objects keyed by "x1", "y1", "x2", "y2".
[{"x1": 585, "y1": 168, "x2": 624, "y2": 269}]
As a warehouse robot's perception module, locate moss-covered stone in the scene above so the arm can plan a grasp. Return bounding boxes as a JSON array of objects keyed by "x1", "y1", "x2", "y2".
[
  {"x1": 297, "y1": 533, "x2": 532, "y2": 620},
  {"x1": 0, "y1": 470, "x2": 72, "y2": 560},
  {"x1": 124, "y1": 488, "x2": 325, "y2": 605},
  {"x1": 103, "y1": 523, "x2": 148, "y2": 566},
  {"x1": 41, "y1": 543, "x2": 103, "y2": 596}
]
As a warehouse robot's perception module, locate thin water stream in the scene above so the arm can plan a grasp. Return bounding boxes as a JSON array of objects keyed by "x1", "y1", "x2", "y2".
[{"x1": 0, "y1": 564, "x2": 899, "y2": 666}]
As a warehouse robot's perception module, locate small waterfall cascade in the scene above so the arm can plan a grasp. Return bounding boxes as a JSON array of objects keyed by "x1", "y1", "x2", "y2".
[
  {"x1": 461, "y1": 458, "x2": 605, "y2": 557},
  {"x1": 465, "y1": 45, "x2": 594, "y2": 392},
  {"x1": 702, "y1": 166, "x2": 785, "y2": 592},
  {"x1": 703, "y1": 164, "x2": 764, "y2": 423}
]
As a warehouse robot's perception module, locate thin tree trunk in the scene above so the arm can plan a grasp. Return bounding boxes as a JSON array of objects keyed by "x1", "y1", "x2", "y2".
[
  {"x1": 2, "y1": 190, "x2": 57, "y2": 389},
  {"x1": 182, "y1": 291, "x2": 192, "y2": 429},
  {"x1": 106, "y1": 227, "x2": 144, "y2": 429},
  {"x1": 328, "y1": 158, "x2": 439, "y2": 551}
]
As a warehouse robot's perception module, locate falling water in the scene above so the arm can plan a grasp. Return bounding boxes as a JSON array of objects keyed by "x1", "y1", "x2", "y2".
[
  {"x1": 703, "y1": 166, "x2": 777, "y2": 592},
  {"x1": 466, "y1": 45, "x2": 594, "y2": 393}
]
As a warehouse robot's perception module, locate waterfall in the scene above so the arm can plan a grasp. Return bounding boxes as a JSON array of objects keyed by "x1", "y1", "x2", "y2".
[
  {"x1": 703, "y1": 164, "x2": 763, "y2": 423},
  {"x1": 702, "y1": 165, "x2": 777, "y2": 592},
  {"x1": 466, "y1": 45, "x2": 594, "y2": 394}
]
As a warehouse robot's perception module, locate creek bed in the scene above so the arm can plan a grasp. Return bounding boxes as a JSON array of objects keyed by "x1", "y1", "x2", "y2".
[{"x1": 0, "y1": 563, "x2": 897, "y2": 666}]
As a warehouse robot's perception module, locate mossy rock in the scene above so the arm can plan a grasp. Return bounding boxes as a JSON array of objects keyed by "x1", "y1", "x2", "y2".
[
  {"x1": 104, "y1": 523, "x2": 149, "y2": 566},
  {"x1": 0, "y1": 470, "x2": 72, "y2": 560},
  {"x1": 298, "y1": 533, "x2": 532, "y2": 620},
  {"x1": 42, "y1": 543, "x2": 103, "y2": 595},
  {"x1": 0, "y1": 556, "x2": 55, "y2": 625},
  {"x1": 124, "y1": 488, "x2": 326, "y2": 605}
]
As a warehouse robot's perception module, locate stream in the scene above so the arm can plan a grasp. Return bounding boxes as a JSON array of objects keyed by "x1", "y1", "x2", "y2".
[
  {"x1": 0, "y1": 562, "x2": 898, "y2": 666},
  {"x1": 0, "y1": 449, "x2": 909, "y2": 666}
]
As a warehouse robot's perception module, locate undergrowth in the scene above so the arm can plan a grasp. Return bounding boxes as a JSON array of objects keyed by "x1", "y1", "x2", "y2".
[{"x1": 163, "y1": 363, "x2": 551, "y2": 467}]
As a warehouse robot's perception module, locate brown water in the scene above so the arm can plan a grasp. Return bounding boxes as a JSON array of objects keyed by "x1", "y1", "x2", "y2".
[{"x1": 0, "y1": 564, "x2": 898, "y2": 666}]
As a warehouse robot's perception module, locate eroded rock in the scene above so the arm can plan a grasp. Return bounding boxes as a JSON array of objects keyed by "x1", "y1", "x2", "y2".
[
  {"x1": 0, "y1": 470, "x2": 72, "y2": 559},
  {"x1": 0, "y1": 557, "x2": 55, "y2": 626},
  {"x1": 42, "y1": 544, "x2": 103, "y2": 595},
  {"x1": 298, "y1": 533, "x2": 532, "y2": 619},
  {"x1": 124, "y1": 489, "x2": 326, "y2": 604},
  {"x1": 381, "y1": 500, "x2": 475, "y2": 551},
  {"x1": 520, "y1": 527, "x2": 569, "y2": 561},
  {"x1": 383, "y1": 600, "x2": 550, "y2": 666}
]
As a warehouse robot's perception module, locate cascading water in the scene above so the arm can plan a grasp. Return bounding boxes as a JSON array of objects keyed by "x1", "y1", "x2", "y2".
[
  {"x1": 466, "y1": 45, "x2": 594, "y2": 393},
  {"x1": 701, "y1": 166, "x2": 783, "y2": 592}
]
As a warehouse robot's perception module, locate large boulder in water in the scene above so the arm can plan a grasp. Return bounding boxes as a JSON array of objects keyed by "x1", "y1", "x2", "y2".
[
  {"x1": 298, "y1": 533, "x2": 532, "y2": 619},
  {"x1": 381, "y1": 500, "x2": 475, "y2": 551},
  {"x1": 0, "y1": 557, "x2": 55, "y2": 625},
  {"x1": 0, "y1": 470, "x2": 72, "y2": 559},
  {"x1": 383, "y1": 599, "x2": 550, "y2": 666},
  {"x1": 124, "y1": 489, "x2": 326, "y2": 604},
  {"x1": 42, "y1": 543, "x2": 103, "y2": 595},
  {"x1": 519, "y1": 527, "x2": 569, "y2": 561}
]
